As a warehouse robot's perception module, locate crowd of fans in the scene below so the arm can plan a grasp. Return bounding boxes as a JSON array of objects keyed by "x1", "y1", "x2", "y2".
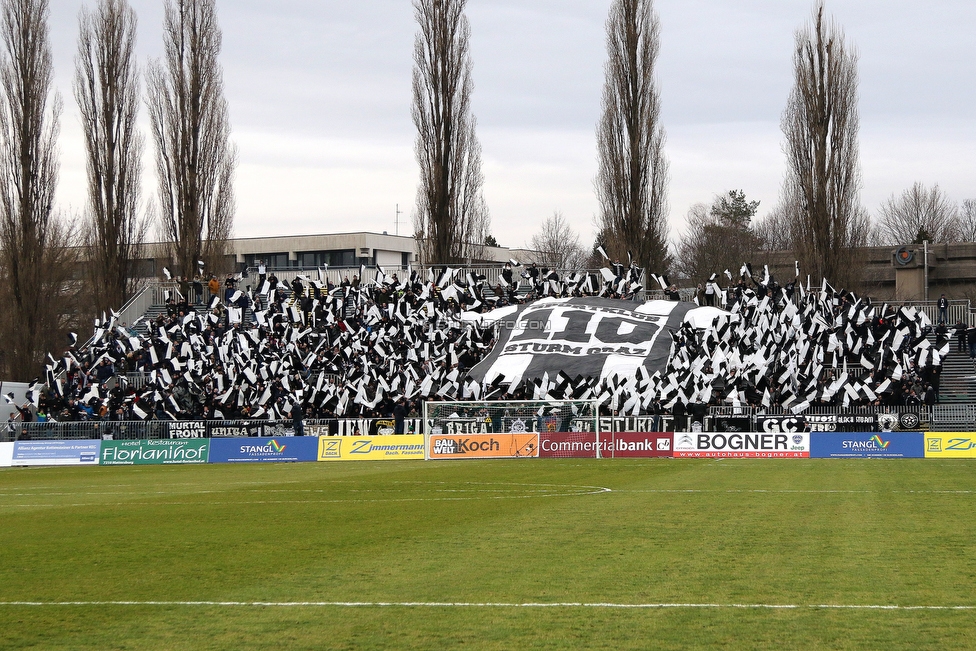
[{"x1": 5, "y1": 259, "x2": 953, "y2": 427}]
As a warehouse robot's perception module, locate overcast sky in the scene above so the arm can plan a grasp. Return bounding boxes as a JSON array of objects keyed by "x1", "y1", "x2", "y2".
[{"x1": 46, "y1": 0, "x2": 975, "y2": 249}]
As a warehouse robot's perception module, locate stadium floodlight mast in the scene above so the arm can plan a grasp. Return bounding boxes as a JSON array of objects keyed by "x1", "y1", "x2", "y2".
[{"x1": 424, "y1": 399, "x2": 602, "y2": 456}]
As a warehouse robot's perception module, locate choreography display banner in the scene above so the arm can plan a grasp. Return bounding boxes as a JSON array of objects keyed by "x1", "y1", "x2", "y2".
[
  {"x1": 428, "y1": 433, "x2": 539, "y2": 459},
  {"x1": 611, "y1": 433, "x2": 673, "y2": 458},
  {"x1": 923, "y1": 433, "x2": 976, "y2": 459},
  {"x1": 100, "y1": 439, "x2": 210, "y2": 465},
  {"x1": 318, "y1": 435, "x2": 425, "y2": 461},
  {"x1": 811, "y1": 432, "x2": 923, "y2": 458},
  {"x1": 209, "y1": 436, "x2": 318, "y2": 463},
  {"x1": 673, "y1": 432, "x2": 810, "y2": 458},
  {"x1": 0, "y1": 441, "x2": 13, "y2": 467},
  {"x1": 12, "y1": 440, "x2": 101, "y2": 465},
  {"x1": 466, "y1": 297, "x2": 696, "y2": 384}
]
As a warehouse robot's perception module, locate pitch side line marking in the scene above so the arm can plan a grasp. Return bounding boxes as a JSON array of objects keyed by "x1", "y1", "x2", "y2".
[{"x1": 0, "y1": 601, "x2": 973, "y2": 611}]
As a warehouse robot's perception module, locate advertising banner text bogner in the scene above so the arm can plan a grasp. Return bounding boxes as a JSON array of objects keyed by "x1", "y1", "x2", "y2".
[
  {"x1": 318, "y1": 435, "x2": 425, "y2": 461},
  {"x1": 674, "y1": 432, "x2": 810, "y2": 458},
  {"x1": 12, "y1": 440, "x2": 101, "y2": 465},
  {"x1": 428, "y1": 433, "x2": 539, "y2": 459},
  {"x1": 209, "y1": 436, "x2": 319, "y2": 463},
  {"x1": 924, "y1": 433, "x2": 976, "y2": 459},
  {"x1": 100, "y1": 439, "x2": 210, "y2": 465},
  {"x1": 811, "y1": 432, "x2": 923, "y2": 458}
]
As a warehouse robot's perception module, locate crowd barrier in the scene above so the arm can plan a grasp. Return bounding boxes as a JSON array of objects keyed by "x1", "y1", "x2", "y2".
[
  {"x1": 5, "y1": 410, "x2": 942, "y2": 444},
  {"x1": 5, "y1": 432, "x2": 976, "y2": 468}
]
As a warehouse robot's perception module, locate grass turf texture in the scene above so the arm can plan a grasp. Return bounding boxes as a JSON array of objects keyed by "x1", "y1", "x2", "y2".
[{"x1": 1, "y1": 459, "x2": 975, "y2": 650}]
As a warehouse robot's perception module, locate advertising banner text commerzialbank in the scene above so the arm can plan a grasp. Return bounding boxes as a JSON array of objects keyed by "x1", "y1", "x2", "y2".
[
  {"x1": 811, "y1": 432, "x2": 923, "y2": 458},
  {"x1": 100, "y1": 439, "x2": 210, "y2": 465},
  {"x1": 674, "y1": 432, "x2": 810, "y2": 458},
  {"x1": 318, "y1": 435, "x2": 425, "y2": 461},
  {"x1": 428, "y1": 433, "x2": 539, "y2": 459},
  {"x1": 209, "y1": 436, "x2": 318, "y2": 463},
  {"x1": 924, "y1": 433, "x2": 976, "y2": 458}
]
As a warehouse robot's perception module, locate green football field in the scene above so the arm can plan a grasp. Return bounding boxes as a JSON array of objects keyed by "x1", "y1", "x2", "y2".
[{"x1": 2, "y1": 458, "x2": 976, "y2": 650}]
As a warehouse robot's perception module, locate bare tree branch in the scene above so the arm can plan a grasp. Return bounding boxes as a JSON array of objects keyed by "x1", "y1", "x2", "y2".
[
  {"x1": 0, "y1": 0, "x2": 77, "y2": 380},
  {"x1": 874, "y1": 182, "x2": 960, "y2": 245},
  {"x1": 528, "y1": 211, "x2": 588, "y2": 269},
  {"x1": 75, "y1": 0, "x2": 146, "y2": 314},
  {"x1": 411, "y1": 0, "x2": 489, "y2": 265},
  {"x1": 596, "y1": 0, "x2": 670, "y2": 274},
  {"x1": 780, "y1": 3, "x2": 867, "y2": 289},
  {"x1": 147, "y1": 0, "x2": 236, "y2": 281}
]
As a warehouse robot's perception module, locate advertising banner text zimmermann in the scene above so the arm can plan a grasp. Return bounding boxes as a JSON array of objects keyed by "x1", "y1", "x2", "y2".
[
  {"x1": 924, "y1": 433, "x2": 976, "y2": 458},
  {"x1": 318, "y1": 435, "x2": 425, "y2": 461},
  {"x1": 428, "y1": 433, "x2": 539, "y2": 459},
  {"x1": 674, "y1": 432, "x2": 810, "y2": 458}
]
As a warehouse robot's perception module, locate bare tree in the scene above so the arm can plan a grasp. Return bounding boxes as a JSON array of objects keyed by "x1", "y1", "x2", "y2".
[
  {"x1": 874, "y1": 182, "x2": 960, "y2": 245},
  {"x1": 411, "y1": 0, "x2": 489, "y2": 265},
  {"x1": 960, "y1": 199, "x2": 976, "y2": 243},
  {"x1": 528, "y1": 212, "x2": 589, "y2": 269},
  {"x1": 595, "y1": 0, "x2": 670, "y2": 274},
  {"x1": 0, "y1": 0, "x2": 78, "y2": 380},
  {"x1": 780, "y1": 4, "x2": 867, "y2": 288},
  {"x1": 674, "y1": 192, "x2": 763, "y2": 284},
  {"x1": 147, "y1": 0, "x2": 236, "y2": 281},
  {"x1": 75, "y1": 0, "x2": 146, "y2": 315}
]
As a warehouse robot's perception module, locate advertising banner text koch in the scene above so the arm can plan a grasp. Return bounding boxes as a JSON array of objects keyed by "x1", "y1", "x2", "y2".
[{"x1": 428, "y1": 433, "x2": 539, "y2": 459}]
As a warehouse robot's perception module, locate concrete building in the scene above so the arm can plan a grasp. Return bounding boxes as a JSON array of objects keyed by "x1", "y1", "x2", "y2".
[{"x1": 131, "y1": 231, "x2": 539, "y2": 277}]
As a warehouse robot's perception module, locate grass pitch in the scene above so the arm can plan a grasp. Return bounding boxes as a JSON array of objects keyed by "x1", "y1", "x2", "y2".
[{"x1": 2, "y1": 458, "x2": 976, "y2": 650}]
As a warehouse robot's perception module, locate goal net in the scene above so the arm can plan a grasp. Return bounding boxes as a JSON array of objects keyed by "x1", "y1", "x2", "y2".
[{"x1": 424, "y1": 400, "x2": 600, "y2": 439}]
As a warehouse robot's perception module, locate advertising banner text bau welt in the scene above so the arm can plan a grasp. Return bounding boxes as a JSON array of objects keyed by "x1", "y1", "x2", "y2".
[{"x1": 428, "y1": 433, "x2": 539, "y2": 459}]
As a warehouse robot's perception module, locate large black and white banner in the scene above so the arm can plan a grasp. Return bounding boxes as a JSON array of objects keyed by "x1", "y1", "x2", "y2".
[{"x1": 466, "y1": 298, "x2": 701, "y2": 384}]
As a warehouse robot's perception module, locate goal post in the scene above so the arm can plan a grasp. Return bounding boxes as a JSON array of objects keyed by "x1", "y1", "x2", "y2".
[{"x1": 423, "y1": 399, "x2": 602, "y2": 458}]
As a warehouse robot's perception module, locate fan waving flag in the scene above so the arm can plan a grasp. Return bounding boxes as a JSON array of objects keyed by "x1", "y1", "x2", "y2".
[{"x1": 465, "y1": 297, "x2": 698, "y2": 385}]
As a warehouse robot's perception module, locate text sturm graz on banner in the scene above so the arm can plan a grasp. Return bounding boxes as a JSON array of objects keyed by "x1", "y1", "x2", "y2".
[{"x1": 467, "y1": 298, "x2": 695, "y2": 384}]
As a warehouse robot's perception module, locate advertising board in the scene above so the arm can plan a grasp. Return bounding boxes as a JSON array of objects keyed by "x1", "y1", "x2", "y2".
[
  {"x1": 539, "y1": 432, "x2": 601, "y2": 458},
  {"x1": 0, "y1": 441, "x2": 13, "y2": 467},
  {"x1": 428, "y1": 433, "x2": 539, "y2": 459},
  {"x1": 100, "y1": 439, "x2": 210, "y2": 465},
  {"x1": 317, "y1": 435, "x2": 425, "y2": 461},
  {"x1": 209, "y1": 436, "x2": 318, "y2": 463},
  {"x1": 168, "y1": 421, "x2": 207, "y2": 439},
  {"x1": 810, "y1": 432, "x2": 924, "y2": 458},
  {"x1": 611, "y1": 433, "x2": 673, "y2": 458},
  {"x1": 673, "y1": 432, "x2": 810, "y2": 458},
  {"x1": 923, "y1": 433, "x2": 976, "y2": 459},
  {"x1": 12, "y1": 440, "x2": 101, "y2": 465}
]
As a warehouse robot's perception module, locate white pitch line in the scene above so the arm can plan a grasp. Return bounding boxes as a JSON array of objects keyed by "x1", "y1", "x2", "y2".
[
  {"x1": 0, "y1": 601, "x2": 973, "y2": 611},
  {"x1": 618, "y1": 489, "x2": 976, "y2": 494}
]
